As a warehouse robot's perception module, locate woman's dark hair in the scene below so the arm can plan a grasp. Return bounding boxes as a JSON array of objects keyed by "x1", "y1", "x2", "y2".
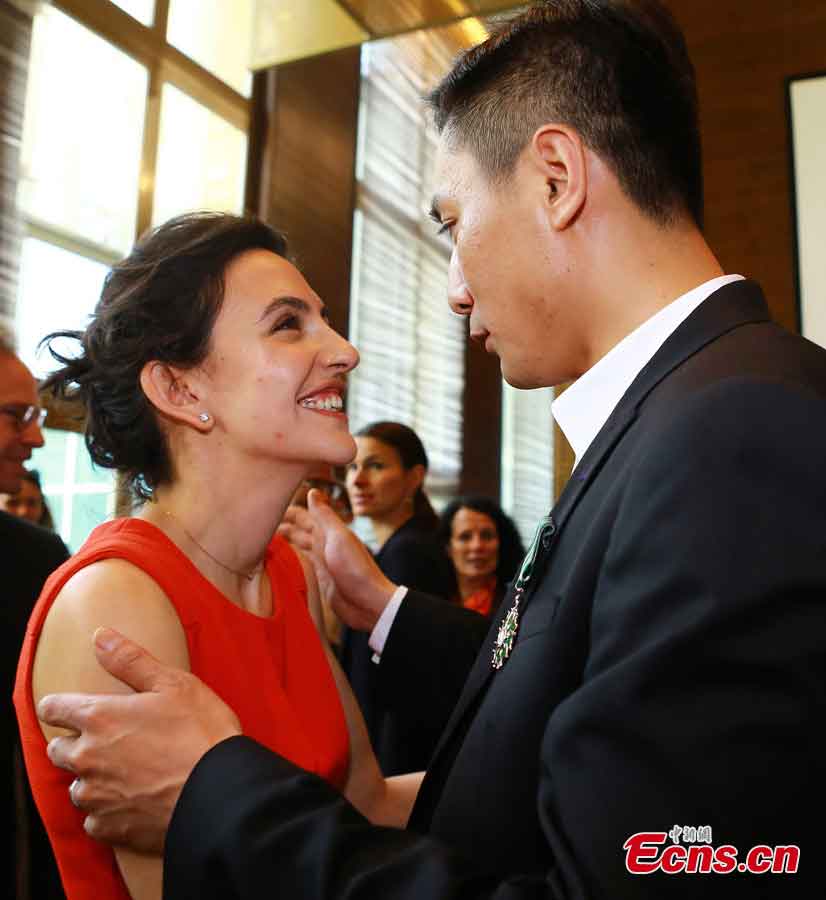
[
  {"x1": 438, "y1": 495, "x2": 526, "y2": 590},
  {"x1": 355, "y1": 421, "x2": 438, "y2": 529},
  {"x1": 41, "y1": 212, "x2": 289, "y2": 501},
  {"x1": 20, "y1": 469, "x2": 55, "y2": 531}
]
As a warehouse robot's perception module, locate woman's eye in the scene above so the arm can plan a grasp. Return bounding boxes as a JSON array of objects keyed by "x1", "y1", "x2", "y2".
[
  {"x1": 436, "y1": 221, "x2": 452, "y2": 237},
  {"x1": 271, "y1": 314, "x2": 300, "y2": 333}
]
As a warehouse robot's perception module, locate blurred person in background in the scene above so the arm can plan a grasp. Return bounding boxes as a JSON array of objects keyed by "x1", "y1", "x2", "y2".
[
  {"x1": 438, "y1": 495, "x2": 525, "y2": 618},
  {"x1": 340, "y1": 421, "x2": 455, "y2": 774},
  {"x1": 1, "y1": 468, "x2": 56, "y2": 530},
  {"x1": 0, "y1": 338, "x2": 68, "y2": 900}
]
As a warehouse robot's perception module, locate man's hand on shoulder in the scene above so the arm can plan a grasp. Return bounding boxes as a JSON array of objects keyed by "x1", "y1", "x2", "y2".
[{"x1": 38, "y1": 627, "x2": 241, "y2": 854}]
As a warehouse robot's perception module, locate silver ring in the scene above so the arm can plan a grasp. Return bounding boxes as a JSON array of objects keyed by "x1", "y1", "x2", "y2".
[{"x1": 69, "y1": 778, "x2": 82, "y2": 809}]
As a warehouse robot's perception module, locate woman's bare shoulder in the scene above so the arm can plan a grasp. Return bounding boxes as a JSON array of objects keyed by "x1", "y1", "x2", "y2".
[{"x1": 33, "y1": 558, "x2": 190, "y2": 738}]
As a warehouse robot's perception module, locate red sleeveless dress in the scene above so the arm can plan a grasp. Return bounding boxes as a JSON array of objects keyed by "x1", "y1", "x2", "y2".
[{"x1": 14, "y1": 518, "x2": 350, "y2": 899}]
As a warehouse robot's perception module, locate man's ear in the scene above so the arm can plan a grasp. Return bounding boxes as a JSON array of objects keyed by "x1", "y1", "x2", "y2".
[
  {"x1": 139, "y1": 361, "x2": 212, "y2": 432},
  {"x1": 530, "y1": 124, "x2": 587, "y2": 230}
]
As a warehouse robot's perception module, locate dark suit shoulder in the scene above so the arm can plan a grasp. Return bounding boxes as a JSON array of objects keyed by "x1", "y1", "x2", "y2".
[
  {"x1": 377, "y1": 522, "x2": 452, "y2": 599},
  {"x1": 0, "y1": 511, "x2": 69, "y2": 569}
]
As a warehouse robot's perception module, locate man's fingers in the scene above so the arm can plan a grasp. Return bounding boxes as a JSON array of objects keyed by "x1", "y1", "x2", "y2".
[
  {"x1": 307, "y1": 489, "x2": 342, "y2": 537},
  {"x1": 38, "y1": 692, "x2": 96, "y2": 732},
  {"x1": 45, "y1": 734, "x2": 80, "y2": 773},
  {"x1": 277, "y1": 521, "x2": 314, "y2": 552},
  {"x1": 283, "y1": 504, "x2": 314, "y2": 529},
  {"x1": 93, "y1": 627, "x2": 181, "y2": 693}
]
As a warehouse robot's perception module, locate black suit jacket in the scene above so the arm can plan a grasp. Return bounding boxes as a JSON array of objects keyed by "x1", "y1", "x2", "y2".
[
  {"x1": 165, "y1": 280, "x2": 826, "y2": 898},
  {"x1": 1, "y1": 512, "x2": 69, "y2": 899}
]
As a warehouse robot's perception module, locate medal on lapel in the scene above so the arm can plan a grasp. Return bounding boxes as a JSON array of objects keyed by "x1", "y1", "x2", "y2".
[{"x1": 491, "y1": 516, "x2": 556, "y2": 670}]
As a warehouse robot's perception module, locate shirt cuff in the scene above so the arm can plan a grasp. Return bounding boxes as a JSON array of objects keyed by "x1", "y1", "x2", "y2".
[{"x1": 368, "y1": 584, "x2": 408, "y2": 663}]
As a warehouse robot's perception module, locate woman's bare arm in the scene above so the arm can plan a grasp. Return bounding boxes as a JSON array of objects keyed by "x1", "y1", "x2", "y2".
[
  {"x1": 33, "y1": 559, "x2": 190, "y2": 900},
  {"x1": 297, "y1": 552, "x2": 424, "y2": 827}
]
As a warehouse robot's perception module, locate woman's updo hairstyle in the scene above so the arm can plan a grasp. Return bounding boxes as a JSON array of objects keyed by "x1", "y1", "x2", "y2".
[
  {"x1": 42, "y1": 211, "x2": 288, "y2": 501},
  {"x1": 355, "y1": 421, "x2": 439, "y2": 529}
]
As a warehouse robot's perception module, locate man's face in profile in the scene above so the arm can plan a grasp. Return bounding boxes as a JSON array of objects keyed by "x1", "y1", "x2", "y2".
[
  {"x1": 0, "y1": 354, "x2": 45, "y2": 494},
  {"x1": 433, "y1": 137, "x2": 581, "y2": 391}
]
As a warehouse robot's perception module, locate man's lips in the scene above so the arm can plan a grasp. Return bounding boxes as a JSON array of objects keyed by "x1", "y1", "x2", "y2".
[{"x1": 470, "y1": 328, "x2": 494, "y2": 352}]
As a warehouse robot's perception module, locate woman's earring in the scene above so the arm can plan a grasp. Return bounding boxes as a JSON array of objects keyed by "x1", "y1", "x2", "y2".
[{"x1": 198, "y1": 412, "x2": 210, "y2": 423}]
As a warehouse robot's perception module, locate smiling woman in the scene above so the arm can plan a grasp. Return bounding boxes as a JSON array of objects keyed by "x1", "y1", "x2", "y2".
[{"x1": 13, "y1": 212, "x2": 421, "y2": 900}]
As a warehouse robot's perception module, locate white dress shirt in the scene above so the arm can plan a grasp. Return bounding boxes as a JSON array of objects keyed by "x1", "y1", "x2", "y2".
[
  {"x1": 552, "y1": 274, "x2": 744, "y2": 469},
  {"x1": 369, "y1": 273, "x2": 745, "y2": 657}
]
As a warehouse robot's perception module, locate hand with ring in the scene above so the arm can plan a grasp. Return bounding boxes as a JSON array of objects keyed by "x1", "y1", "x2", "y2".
[{"x1": 69, "y1": 777, "x2": 83, "y2": 809}]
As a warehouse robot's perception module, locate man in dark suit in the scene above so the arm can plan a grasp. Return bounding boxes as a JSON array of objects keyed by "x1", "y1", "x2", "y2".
[
  {"x1": 0, "y1": 341, "x2": 69, "y2": 898},
  {"x1": 38, "y1": 2, "x2": 825, "y2": 897}
]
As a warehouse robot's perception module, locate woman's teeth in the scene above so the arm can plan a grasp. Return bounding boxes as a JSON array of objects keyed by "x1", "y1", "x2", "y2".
[{"x1": 301, "y1": 395, "x2": 343, "y2": 411}]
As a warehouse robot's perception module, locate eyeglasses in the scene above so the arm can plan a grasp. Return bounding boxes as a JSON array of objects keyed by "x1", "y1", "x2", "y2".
[
  {"x1": 305, "y1": 478, "x2": 346, "y2": 502},
  {"x1": 0, "y1": 403, "x2": 48, "y2": 431}
]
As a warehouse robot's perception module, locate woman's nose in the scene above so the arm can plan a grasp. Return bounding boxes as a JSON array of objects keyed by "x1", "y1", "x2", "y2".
[{"x1": 324, "y1": 326, "x2": 360, "y2": 373}]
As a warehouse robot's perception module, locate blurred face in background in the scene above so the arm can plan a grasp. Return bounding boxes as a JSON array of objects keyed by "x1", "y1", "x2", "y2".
[
  {"x1": 448, "y1": 506, "x2": 500, "y2": 582},
  {"x1": 1, "y1": 476, "x2": 45, "y2": 523},
  {"x1": 0, "y1": 353, "x2": 45, "y2": 494},
  {"x1": 345, "y1": 436, "x2": 422, "y2": 521}
]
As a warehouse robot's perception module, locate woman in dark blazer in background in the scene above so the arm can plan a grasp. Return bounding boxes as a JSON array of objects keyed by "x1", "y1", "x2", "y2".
[
  {"x1": 341, "y1": 421, "x2": 453, "y2": 775},
  {"x1": 438, "y1": 495, "x2": 525, "y2": 618}
]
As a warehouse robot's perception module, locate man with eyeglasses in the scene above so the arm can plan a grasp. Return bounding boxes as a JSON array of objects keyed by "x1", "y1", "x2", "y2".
[{"x1": 0, "y1": 337, "x2": 68, "y2": 900}]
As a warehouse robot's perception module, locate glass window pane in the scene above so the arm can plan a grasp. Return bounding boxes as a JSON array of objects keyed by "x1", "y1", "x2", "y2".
[
  {"x1": 29, "y1": 429, "x2": 69, "y2": 486},
  {"x1": 69, "y1": 492, "x2": 113, "y2": 552},
  {"x1": 16, "y1": 239, "x2": 108, "y2": 379},
  {"x1": 167, "y1": 0, "x2": 254, "y2": 96},
  {"x1": 18, "y1": 6, "x2": 148, "y2": 254},
  {"x1": 110, "y1": 0, "x2": 155, "y2": 26},
  {"x1": 153, "y1": 84, "x2": 248, "y2": 225},
  {"x1": 31, "y1": 431, "x2": 115, "y2": 552}
]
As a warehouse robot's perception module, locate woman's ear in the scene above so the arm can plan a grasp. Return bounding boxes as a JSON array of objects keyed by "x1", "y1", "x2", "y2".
[
  {"x1": 139, "y1": 361, "x2": 212, "y2": 432},
  {"x1": 531, "y1": 123, "x2": 587, "y2": 230},
  {"x1": 407, "y1": 463, "x2": 426, "y2": 497}
]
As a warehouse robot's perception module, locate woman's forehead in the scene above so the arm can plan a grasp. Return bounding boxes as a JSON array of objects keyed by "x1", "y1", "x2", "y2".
[
  {"x1": 222, "y1": 249, "x2": 317, "y2": 309},
  {"x1": 454, "y1": 507, "x2": 497, "y2": 530},
  {"x1": 355, "y1": 436, "x2": 400, "y2": 460}
]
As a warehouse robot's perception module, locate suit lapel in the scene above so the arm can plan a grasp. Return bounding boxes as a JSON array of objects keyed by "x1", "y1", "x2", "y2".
[{"x1": 414, "y1": 279, "x2": 771, "y2": 826}]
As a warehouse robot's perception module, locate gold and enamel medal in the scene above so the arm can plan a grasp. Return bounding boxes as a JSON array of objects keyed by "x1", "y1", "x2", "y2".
[{"x1": 491, "y1": 516, "x2": 556, "y2": 671}]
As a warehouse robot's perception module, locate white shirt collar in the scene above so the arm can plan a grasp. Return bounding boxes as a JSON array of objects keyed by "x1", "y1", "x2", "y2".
[{"x1": 552, "y1": 274, "x2": 745, "y2": 469}]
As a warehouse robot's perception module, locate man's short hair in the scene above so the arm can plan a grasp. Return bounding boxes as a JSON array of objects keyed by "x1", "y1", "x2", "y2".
[{"x1": 427, "y1": 0, "x2": 703, "y2": 227}]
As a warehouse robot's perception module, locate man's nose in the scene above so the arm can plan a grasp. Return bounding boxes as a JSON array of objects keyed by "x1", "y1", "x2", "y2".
[
  {"x1": 447, "y1": 247, "x2": 473, "y2": 316},
  {"x1": 22, "y1": 420, "x2": 45, "y2": 449}
]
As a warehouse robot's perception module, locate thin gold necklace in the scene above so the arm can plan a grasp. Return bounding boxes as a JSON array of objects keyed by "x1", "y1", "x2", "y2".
[{"x1": 162, "y1": 510, "x2": 262, "y2": 582}]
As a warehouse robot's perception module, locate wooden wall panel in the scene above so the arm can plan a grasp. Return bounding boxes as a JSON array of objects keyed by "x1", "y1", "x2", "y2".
[
  {"x1": 459, "y1": 345, "x2": 502, "y2": 498},
  {"x1": 247, "y1": 47, "x2": 361, "y2": 340},
  {"x1": 671, "y1": 0, "x2": 826, "y2": 332}
]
